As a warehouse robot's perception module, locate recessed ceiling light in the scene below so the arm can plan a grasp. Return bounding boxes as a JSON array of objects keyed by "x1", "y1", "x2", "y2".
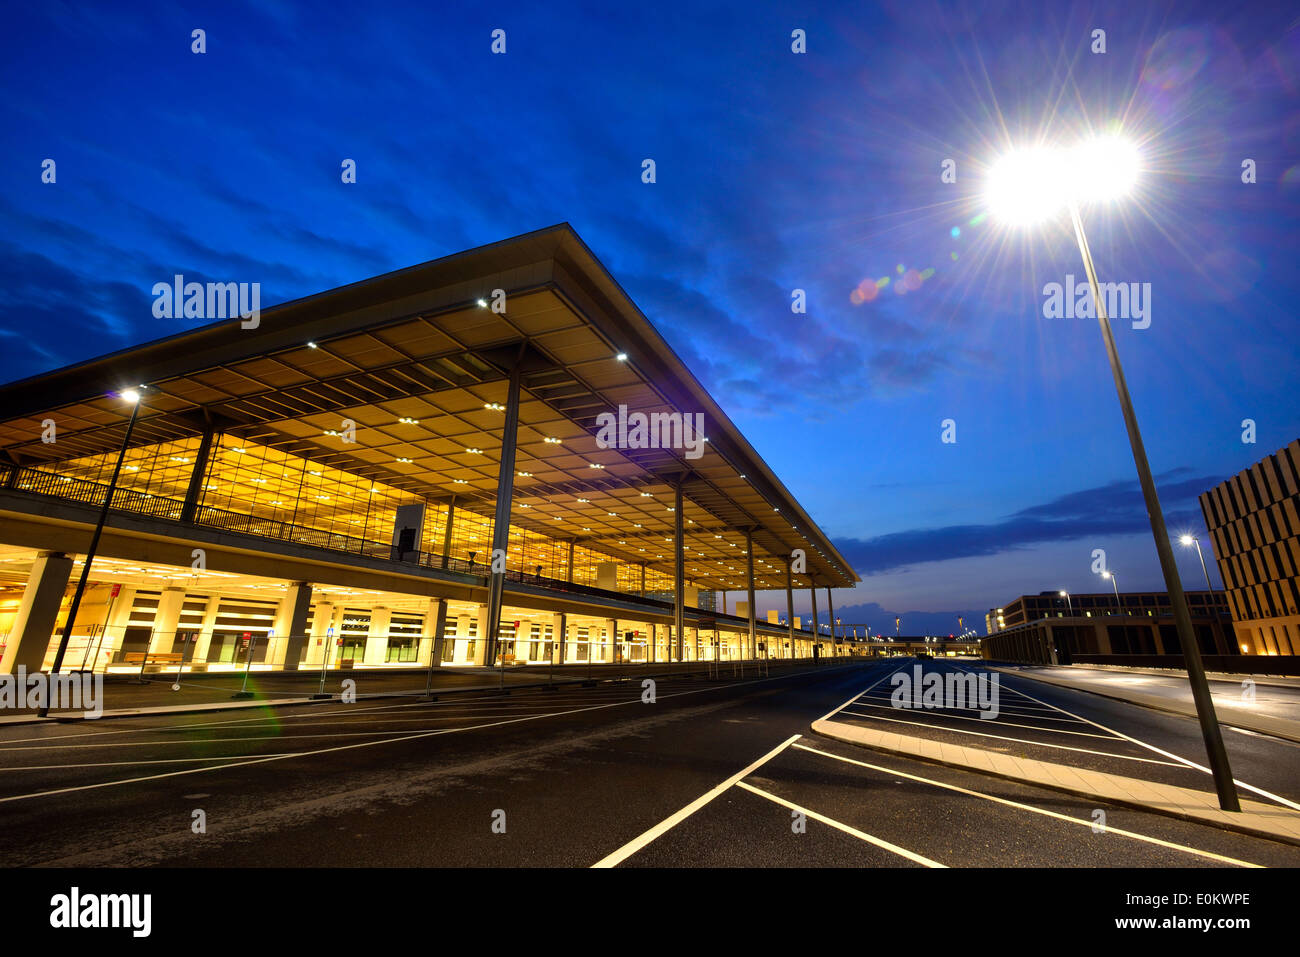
[{"x1": 615, "y1": 352, "x2": 628, "y2": 361}]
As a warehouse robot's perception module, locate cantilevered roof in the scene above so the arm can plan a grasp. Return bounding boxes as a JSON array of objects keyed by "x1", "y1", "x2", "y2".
[{"x1": 0, "y1": 224, "x2": 859, "y2": 591}]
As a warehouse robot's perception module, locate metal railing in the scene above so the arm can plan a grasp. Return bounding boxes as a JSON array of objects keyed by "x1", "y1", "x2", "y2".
[{"x1": 3, "y1": 464, "x2": 818, "y2": 634}]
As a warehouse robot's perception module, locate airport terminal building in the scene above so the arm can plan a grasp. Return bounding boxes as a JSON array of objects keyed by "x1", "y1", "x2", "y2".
[{"x1": 0, "y1": 225, "x2": 859, "y2": 676}]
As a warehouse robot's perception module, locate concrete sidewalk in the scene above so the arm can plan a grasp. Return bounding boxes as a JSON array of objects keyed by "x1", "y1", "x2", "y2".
[
  {"x1": 0, "y1": 658, "x2": 840, "y2": 725},
  {"x1": 985, "y1": 664, "x2": 1300, "y2": 744},
  {"x1": 813, "y1": 715, "x2": 1300, "y2": 849}
]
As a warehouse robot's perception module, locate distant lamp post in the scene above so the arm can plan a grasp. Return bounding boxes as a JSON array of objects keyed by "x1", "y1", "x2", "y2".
[
  {"x1": 1180, "y1": 534, "x2": 1228, "y2": 651},
  {"x1": 986, "y1": 134, "x2": 1238, "y2": 810},
  {"x1": 42, "y1": 387, "x2": 145, "y2": 714},
  {"x1": 1059, "y1": 590, "x2": 1073, "y2": 617},
  {"x1": 1102, "y1": 570, "x2": 1120, "y2": 612}
]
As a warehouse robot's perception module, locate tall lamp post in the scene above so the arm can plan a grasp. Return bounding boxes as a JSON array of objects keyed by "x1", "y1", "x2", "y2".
[
  {"x1": 41, "y1": 387, "x2": 145, "y2": 716},
  {"x1": 1059, "y1": 590, "x2": 1073, "y2": 618},
  {"x1": 986, "y1": 136, "x2": 1238, "y2": 810}
]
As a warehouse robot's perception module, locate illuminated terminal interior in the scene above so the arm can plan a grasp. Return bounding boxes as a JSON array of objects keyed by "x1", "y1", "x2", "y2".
[{"x1": 0, "y1": 226, "x2": 860, "y2": 675}]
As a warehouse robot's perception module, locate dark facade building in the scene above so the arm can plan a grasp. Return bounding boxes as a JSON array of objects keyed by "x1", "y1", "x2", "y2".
[
  {"x1": 1199, "y1": 439, "x2": 1300, "y2": 656},
  {"x1": 982, "y1": 589, "x2": 1233, "y2": 664}
]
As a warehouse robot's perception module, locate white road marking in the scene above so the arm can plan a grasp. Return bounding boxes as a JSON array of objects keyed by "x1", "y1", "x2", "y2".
[
  {"x1": 836, "y1": 710, "x2": 1186, "y2": 766},
  {"x1": 735, "y1": 780, "x2": 947, "y2": 867},
  {"x1": 0, "y1": 667, "x2": 855, "y2": 804},
  {"x1": 792, "y1": 743, "x2": 1264, "y2": 868},
  {"x1": 974, "y1": 667, "x2": 1300, "y2": 812},
  {"x1": 840, "y1": 702, "x2": 1119, "y2": 738},
  {"x1": 590, "y1": 734, "x2": 803, "y2": 868}
]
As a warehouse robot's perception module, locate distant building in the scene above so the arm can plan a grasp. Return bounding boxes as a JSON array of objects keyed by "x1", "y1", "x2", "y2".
[
  {"x1": 1199, "y1": 439, "x2": 1300, "y2": 656},
  {"x1": 981, "y1": 589, "x2": 1232, "y2": 664}
]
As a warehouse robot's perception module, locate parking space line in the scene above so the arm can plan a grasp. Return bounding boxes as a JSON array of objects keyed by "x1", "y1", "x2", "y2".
[
  {"x1": 590, "y1": 734, "x2": 803, "y2": 868},
  {"x1": 968, "y1": 667, "x2": 1300, "y2": 812},
  {"x1": 734, "y1": 780, "x2": 946, "y2": 867},
  {"x1": 839, "y1": 703, "x2": 1120, "y2": 738},
  {"x1": 791, "y1": 743, "x2": 1263, "y2": 868},
  {"x1": 835, "y1": 711, "x2": 1187, "y2": 766},
  {"x1": 0, "y1": 669, "x2": 816, "y2": 804}
]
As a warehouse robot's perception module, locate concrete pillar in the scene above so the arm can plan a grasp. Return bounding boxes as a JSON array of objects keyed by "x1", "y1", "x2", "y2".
[
  {"x1": 550, "y1": 612, "x2": 566, "y2": 664},
  {"x1": 603, "y1": 618, "x2": 617, "y2": 662},
  {"x1": 786, "y1": 563, "x2": 796, "y2": 658},
  {"x1": 97, "y1": 585, "x2": 138, "y2": 668},
  {"x1": 810, "y1": 584, "x2": 820, "y2": 658},
  {"x1": 474, "y1": 604, "x2": 489, "y2": 666},
  {"x1": 1, "y1": 551, "x2": 73, "y2": 674},
  {"x1": 191, "y1": 596, "x2": 220, "y2": 663},
  {"x1": 149, "y1": 587, "x2": 186, "y2": 654},
  {"x1": 673, "y1": 482, "x2": 685, "y2": 661},
  {"x1": 273, "y1": 582, "x2": 313, "y2": 669},
  {"x1": 826, "y1": 586, "x2": 836, "y2": 659},
  {"x1": 483, "y1": 361, "x2": 523, "y2": 669},
  {"x1": 424, "y1": 598, "x2": 447, "y2": 667},
  {"x1": 365, "y1": 607, "x2": 391, "y2": 665},
  {"x1": 306, "y1": 600, "x2": 336, "y2": 665},
  {"x1": 180, "y1": 429, "x2": 216, "y2": 523},
  {"x1": 745, "y1": 528, "x2": 757, "y2": 660}
]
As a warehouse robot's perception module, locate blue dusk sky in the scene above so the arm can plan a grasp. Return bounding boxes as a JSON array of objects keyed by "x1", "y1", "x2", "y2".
[{"x1": 2, "y1": 1, "x2": 1297, "y2": 634}]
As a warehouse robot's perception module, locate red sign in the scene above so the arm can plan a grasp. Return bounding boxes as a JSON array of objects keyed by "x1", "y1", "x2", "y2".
[{"x1": 110, "y1": 584, "x2": 121, "y2": 598}]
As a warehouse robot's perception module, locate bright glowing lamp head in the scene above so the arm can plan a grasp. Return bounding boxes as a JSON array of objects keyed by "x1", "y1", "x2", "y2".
[
  {"x1": 1072, "y1": 135, "x2": 1139, "y2": 202},
  {"x1": 1179, "y1": 534, "x2": 1195, "y2": 546},
  {"x1": 985, "y1": 147, "x2": 1066, "y2": 225},
  {"x1": 986, "y1": 135, "x2": 1139, "y2": 225},
  {"x1": 1102, "y1": 570, "x2": 1112, "y2": 579},
  {"x1": 121, "y1": 389, "x2": 141, "y2": 404}
]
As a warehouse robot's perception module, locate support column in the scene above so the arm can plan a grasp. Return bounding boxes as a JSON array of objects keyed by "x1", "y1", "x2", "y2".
[
  {"x1": 306, "y1": 600, "x2": 335, "y2": 665},
  {"x1": 474, "y1": 604, "x2": 490, "y2": 666},
  {"x1": 810, "y1": 583, "x2": 820, "y2": 659},
  {"x1": 550, "y1": 612, "x2": 566, "y2": 665},
  {"x1": 606, "y1": 618, "x2": 617, "y2": 664},
  {"x1": 149, "y1": 587, "x2": 186, "y2": 654},
  {"x1": 825, "y1": 585, "x2": 836, "y2": 658},
  {"x1": 745, "y1": 527, "x2": 757, "y2": 660},
  {"x1": 365, "y1": 607, "x2": 391, "y2": 665},
  {"x1": 649, "y1": 622, "x2": 656, "y2": 663},
  {"x1": 1, "y1": 551, "x2": 73, "y2": 674},
  {"x1": 640, "y1": 563, "x2": 646, "y2": 598},
  {"x1": 98, "y1": 585, "x2": 138, "y2": 668},
  {"x1": 673, "y1": 482, "x2": 685, "y2": 662},
  {"x1": 191, "y1": 596, "x2": 219, "y2": 664},
  {"x1": 786, "y1": 563, "x2": 796, "y2": 659},
  {"x1": 273, "y1": 581, "x2": 312, "y2": 669},
  {"x1": 483, "y1": 360, "x2": 523, "y2": 669},
  {"x1": 423, "y1": 598, "x2": 447, "y2": 667},
  {"x1": 180, "y1": 428, "x2": 216, "y2": 523},
  {"x1": 566, "y1": 540, "x2": 575, "y2": 583},
  {"x1": 440, "y1": 497, "x2": 456, "y2": 568}
]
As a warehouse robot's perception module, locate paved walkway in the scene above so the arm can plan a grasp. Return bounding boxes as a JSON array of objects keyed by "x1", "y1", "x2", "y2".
[
  {"x1": 813, "y1": 715, "x2": 1300, "y2": 848},
  {"x1": 986, "y1": 663, "x2": 1300, "y2": 743}
]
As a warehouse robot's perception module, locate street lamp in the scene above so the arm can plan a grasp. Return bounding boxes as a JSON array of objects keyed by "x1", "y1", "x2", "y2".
[
  {"x1": 1180, "y1": 533, "x2": 1228, "y2": 651},
  {"x1": 42, "y1": 387, "x2": 146, "y2": 714},
  {"x1": 1101, "y1": 570, "x2": 1120, "y2": 613},
  {"x1": 986, "y1": 136, "x2": 1238, "y2": 811},
  {"x1": 1059, "y1": 589, "x2": 1073, "y2": 617}
]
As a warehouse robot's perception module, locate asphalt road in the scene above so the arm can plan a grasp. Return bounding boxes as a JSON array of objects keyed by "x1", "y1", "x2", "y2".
[{"x1": 1, "y1": 658, "x2": 1297, "y2": 867}]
